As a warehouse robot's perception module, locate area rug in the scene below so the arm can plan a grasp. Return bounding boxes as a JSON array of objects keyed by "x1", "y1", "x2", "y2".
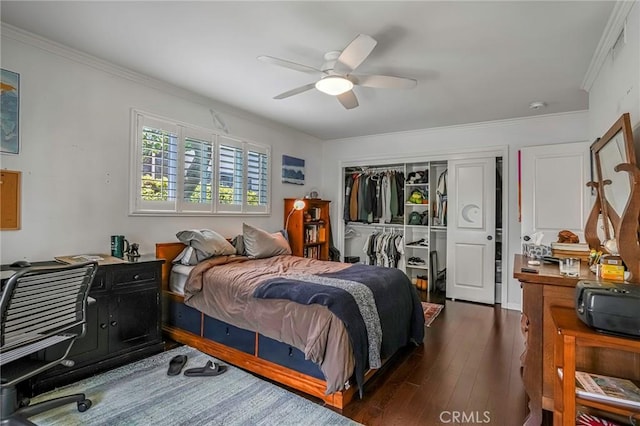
[
  {"x1": 29, "y1": 346, "x2": 360, "y2": 426},
  {"x1": 422, "y1": 301, "x2": 444, "y2": 327}
]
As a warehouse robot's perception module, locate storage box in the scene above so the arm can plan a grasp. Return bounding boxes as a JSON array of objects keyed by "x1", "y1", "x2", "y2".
[
  {"x1": 522, "y1": 243, "x2": 552, "y2": 259},
  {"x1": 600, "y1": 264, "x2": 625, "y2": 281},
  {"x1": 344, "y1": 256, "x2": 360, "y2": 264}
]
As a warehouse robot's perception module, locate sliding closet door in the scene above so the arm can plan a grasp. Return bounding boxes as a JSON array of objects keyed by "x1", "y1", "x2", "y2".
[{"x1": 447, "y1": 157, "x2": 496, "y2": 304}]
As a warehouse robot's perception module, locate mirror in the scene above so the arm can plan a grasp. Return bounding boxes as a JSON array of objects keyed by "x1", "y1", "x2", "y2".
[{"x1": 586, "y1": 113, "x2": 636, "y2": 251}]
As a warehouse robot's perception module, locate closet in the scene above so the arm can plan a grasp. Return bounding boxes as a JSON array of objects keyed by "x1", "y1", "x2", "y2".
[
  {"x1": 341, "y1": 156, "x2": 503, "y2": 305},
  {"x1": 342, "y1": 161, "x2": 448, "y2": 293}
]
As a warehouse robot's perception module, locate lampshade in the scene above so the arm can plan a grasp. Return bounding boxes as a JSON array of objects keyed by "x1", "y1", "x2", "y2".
[
  {"x1": 315, "y1": 76, "x2": 353, "y2": 96},
  {"x1": 284, "y1": 199, "x2": 306, "y2": 241}
]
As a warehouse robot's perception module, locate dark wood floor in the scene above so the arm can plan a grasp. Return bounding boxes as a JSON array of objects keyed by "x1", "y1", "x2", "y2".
[{"x1": 334, "y1": 295, "x2": 528, "y2": 425}]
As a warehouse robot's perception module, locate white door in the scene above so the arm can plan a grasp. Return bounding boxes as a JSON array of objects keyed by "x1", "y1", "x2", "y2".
[
  {"x1": 520, "y1": 142, "x2": 592, "y2": 246},
  {"x1": 447, "y1": 157, "x2": 496, "y2": 304}
]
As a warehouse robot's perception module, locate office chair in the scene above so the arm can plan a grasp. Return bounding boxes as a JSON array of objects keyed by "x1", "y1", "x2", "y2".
[{"x1": 0, "y1": 261, "x2": 98, "y2": 426}]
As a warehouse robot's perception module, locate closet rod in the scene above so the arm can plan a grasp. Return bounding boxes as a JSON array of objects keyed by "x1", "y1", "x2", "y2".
[{"x1": 345, "y1": 165, "x2": 405, "y2": 173}]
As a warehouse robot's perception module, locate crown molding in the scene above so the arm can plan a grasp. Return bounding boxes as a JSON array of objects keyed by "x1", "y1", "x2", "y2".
[{"x1": 581, "y1": 1, "x2": 636, "y2": 92}]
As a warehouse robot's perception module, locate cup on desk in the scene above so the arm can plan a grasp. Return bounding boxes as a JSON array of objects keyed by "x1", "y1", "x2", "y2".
[
  {"x1": 110, "y1": 235, "x2": 129, "y2": 258},
  {"x1": 560, "y1": 257, "x2": 580, "y2": 277}
]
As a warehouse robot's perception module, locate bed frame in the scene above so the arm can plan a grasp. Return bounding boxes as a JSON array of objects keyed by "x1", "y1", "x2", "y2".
[{"x1": 156, "y1": 242, "x2": 379, "y2": 409}]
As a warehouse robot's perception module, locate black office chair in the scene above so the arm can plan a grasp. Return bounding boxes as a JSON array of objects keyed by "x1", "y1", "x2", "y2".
[{"x1": 0, "y1": 262, "x2": 98, "y2": 426}]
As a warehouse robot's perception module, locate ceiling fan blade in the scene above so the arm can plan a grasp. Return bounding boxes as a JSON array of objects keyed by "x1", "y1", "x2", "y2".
[
  {"x1": 334, "y1": 34, "x2": 377, "y2": 74},
  {"x1": 352, "y1": 74, "x2": 417, "y2": 89},
  {"x1": 337, "y1": 90, "x2": 359, "y2": 109},
  {"x1": 258, "y1": 55, "x2": 323, "y2": 75},
  {"x1": 273, "y1": 83, "x2": 317, "y2": 100}
]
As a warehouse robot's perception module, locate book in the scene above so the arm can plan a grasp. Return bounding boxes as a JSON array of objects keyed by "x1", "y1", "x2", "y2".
[
  {"x1": 55, "y1": 254, "x2": 127, "y2": 265},
  {"x1": 572, "y1": 370, "x2": 640, "y2": 410},
  {"x1": 551, "y1": 242, "x2": 590, "y2": 252},
  {"x1": 576, "y1": 412, "x2": 621, "y2": 426}
]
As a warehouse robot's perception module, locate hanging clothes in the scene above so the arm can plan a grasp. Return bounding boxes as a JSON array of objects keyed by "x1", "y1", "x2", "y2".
[
  {"x1": 435, "y1": 169, "x2": 448, "y2": 226},
  {"x1": 349, "y1": 174, "x2": 359, "y2": 221},
  {"x1": 344, "y1": 169, "x2": 405, "y2": 224},
  {"x1": 362, "y1": 230, "x2": 404, "y2": 268}
]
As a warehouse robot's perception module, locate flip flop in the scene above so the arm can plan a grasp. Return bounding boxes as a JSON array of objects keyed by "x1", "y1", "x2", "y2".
[
  {"x1": 183, "y1": 360, "x2": 227, "y2": 377},
  {"x1": 167, "y1": 355, "x2": 188, "y2": 376}
]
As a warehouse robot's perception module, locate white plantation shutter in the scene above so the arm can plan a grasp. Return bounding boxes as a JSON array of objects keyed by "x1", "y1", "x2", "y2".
[
  {"x1": 181, "y1": 131, "x2": 215, "y2": 213},
  {"x1": 245, "y1": 143, "x2": 270, "y2": 213},
  {"x1": 217, "y1": 136, "x2": 244, "y2": 213},
  {"x1": 131, "y1": 110, "x2": 270, "y2": 215},
  {"x1": 135, "y1": 114, "x2": 179, "y2": 212}
]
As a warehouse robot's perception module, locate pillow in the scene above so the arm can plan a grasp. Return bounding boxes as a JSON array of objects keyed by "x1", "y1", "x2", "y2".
[
  {"x1": 242, "y1": 223, "x2": 292, "y2": 259},
  {"x1": 175, "y1": 229, "x2": 236, "y2": 257},
  {"x1": 231, "y1": 235, "x2": 246, "y2": 256},
  {"x1": 172, "y1": 246, "x2": 211, "y2": 266}
]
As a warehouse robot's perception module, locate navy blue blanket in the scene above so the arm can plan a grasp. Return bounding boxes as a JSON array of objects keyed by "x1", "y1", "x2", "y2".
[{"x1": 253, "y1": 264, "x2": 424, "y2": 397}]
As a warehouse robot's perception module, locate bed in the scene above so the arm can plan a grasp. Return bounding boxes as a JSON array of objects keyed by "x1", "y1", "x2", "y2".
[{"x1": 156, "y1": 239, "x2": 424, "y2": 409}]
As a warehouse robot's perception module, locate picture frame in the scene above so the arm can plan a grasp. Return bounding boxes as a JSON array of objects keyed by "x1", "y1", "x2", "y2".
[
  {"x1": 1, "y1": 69, "x2": 20, "y2": 155},
  {"x1": 282, "y1": 155, "x2": 305, "y2": 185}
]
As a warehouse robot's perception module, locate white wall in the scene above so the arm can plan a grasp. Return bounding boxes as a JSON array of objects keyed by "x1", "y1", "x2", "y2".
[
  {"x1": 322, "y1": 112, "x2": 591, "y2": 310},
  {"x1": 587, "y1": 2, "x2": 640, "y2": 143},
  {"x1": 0, "y1": 28, "x2": 323, "y2": 264}
]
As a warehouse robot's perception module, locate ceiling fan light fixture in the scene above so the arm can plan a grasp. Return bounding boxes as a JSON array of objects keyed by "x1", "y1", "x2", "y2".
[{"x1": 315, "y1": 76, "x2": 353, "y2": 96}]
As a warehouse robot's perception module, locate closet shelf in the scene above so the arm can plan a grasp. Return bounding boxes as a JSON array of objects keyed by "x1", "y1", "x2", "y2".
[
  {"x1": 405, "y1": 202, "x2": 429, "y2": 207},
  {"x1": 407, "y1": 264, "x2": 429, "y2": 270},
  {"x1": 405, "y1": 183, "x2": 429, "y2": 187},
  {"x1": 344, "y1": 221, "x2": 404, "y2": 229},
  {"x1": 405, "y1": 225, "x2": 429, "y2": 229}
]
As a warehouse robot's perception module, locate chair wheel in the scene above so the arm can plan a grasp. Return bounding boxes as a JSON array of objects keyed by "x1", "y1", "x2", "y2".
[{"x1": 77, "y1": 399, "x2": 92, "y2": 412}]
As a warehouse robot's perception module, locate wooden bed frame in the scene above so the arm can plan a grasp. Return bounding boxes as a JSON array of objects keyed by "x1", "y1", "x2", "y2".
[{"x1": 156, "y1": 242, "x2": 380, "y2": 409}]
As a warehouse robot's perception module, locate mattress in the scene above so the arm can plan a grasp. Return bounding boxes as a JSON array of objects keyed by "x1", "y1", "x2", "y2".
[{"x1": 169, "y1": 264, "x2": 194, "y2": 295}]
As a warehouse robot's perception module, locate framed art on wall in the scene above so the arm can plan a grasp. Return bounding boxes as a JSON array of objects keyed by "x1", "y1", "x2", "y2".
[
  {"x1": 282, "y1": 155, "x2": 305, "y2": 185},
  {"x1": 1, "y1": 69, "x2": 20, "y2": 155}
]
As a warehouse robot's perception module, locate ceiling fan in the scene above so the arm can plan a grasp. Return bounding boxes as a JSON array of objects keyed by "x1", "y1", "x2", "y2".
[{"x1": 258, "y1": 34, "x2": 417, "y2": 110}]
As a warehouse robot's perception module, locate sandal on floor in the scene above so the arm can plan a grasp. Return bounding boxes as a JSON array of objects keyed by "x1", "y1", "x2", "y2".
[
  {"x1": 167, "y1": 355, "x2": 188, "y2": 376},
  {"x1": 183, "y1": 360, "x2": 227, "y2": 377}
]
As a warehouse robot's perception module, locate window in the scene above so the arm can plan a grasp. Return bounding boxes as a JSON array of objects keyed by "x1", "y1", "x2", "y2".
[{"x1": 130, "y1": 110, "x2": 270, "y2": 215}]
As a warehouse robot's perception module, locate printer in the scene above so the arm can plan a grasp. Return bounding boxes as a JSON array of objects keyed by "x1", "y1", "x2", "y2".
[{"x1": 575, "y1": 280, "x2": 640, "y2": 338}]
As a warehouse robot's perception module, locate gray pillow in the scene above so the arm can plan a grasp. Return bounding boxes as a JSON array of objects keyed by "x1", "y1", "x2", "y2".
[
  {"x1": 242, "y1": 223, "x2": 292, "y2": 259},
  {"x1": 231, "y1": 235, "x2": 246, "y2": 256},
  {"x1": 175, "y1": 229, "x2": 236, "y2": 257},
  {"x1": 172, "y1": 246, "x2": 211, "y2": 265}
]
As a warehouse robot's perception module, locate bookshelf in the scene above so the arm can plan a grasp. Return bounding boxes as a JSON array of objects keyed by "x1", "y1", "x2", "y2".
[
  {"x1": 284, "y1": 198, "x2": 331, "y2": 260},
  {"x1": 551, "y1": 306, "x2": 640, "y2": 425}
]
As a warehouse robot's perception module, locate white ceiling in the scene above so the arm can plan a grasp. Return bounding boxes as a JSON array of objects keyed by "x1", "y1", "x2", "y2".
[{"x1": 0, "y1": 1, "x2": 615, "y2": 140}]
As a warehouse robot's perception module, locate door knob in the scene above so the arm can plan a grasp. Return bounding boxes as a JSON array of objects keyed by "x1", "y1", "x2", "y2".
[
  {"x1": 487, "y1": 235, "x2": 493, "y2": 241},
  {"x1": 523, "y1": 235, "x2": 531, "y2": 241}
]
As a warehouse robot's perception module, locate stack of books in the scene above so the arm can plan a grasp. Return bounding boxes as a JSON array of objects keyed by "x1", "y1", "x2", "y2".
[
  {"x1": 551, "y1": 242, "x2": 591, "y2": 261},
  {"x1": 568, "y1": 370, "x2": 640, "y2": 410}
]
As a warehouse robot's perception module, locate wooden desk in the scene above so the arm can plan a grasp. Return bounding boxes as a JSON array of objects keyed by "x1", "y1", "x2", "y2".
[
  {"x1": 514, "y1": 254, "x2": 640, "y2": 425},
  {"x1": 551, "y1": 306, "x2": 640, "y2": 424}
]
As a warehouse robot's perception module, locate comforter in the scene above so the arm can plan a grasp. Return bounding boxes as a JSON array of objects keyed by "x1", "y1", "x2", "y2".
[{"x1": 184, "y1": 255, "x2": 424, "y2": 395}]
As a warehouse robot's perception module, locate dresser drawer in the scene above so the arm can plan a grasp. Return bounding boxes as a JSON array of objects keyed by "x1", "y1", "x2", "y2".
[
  {"x1": 203, "y1": 316, "x2": 255, "y2": 355},
  {"x1": 112, "y1": 265, "x2": 158, "y2": 287},
  {"x1": 257, "y1": 335, "x2": 324, "y2": 380},
  {"x1": 90, "y1": 270, "x2": 107, "y2": 292}
]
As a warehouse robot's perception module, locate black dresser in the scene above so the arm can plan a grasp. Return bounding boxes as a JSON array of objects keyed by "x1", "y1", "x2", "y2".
[{"x1": 2, "y1": 256, "x2": 165, "y2": 396}]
